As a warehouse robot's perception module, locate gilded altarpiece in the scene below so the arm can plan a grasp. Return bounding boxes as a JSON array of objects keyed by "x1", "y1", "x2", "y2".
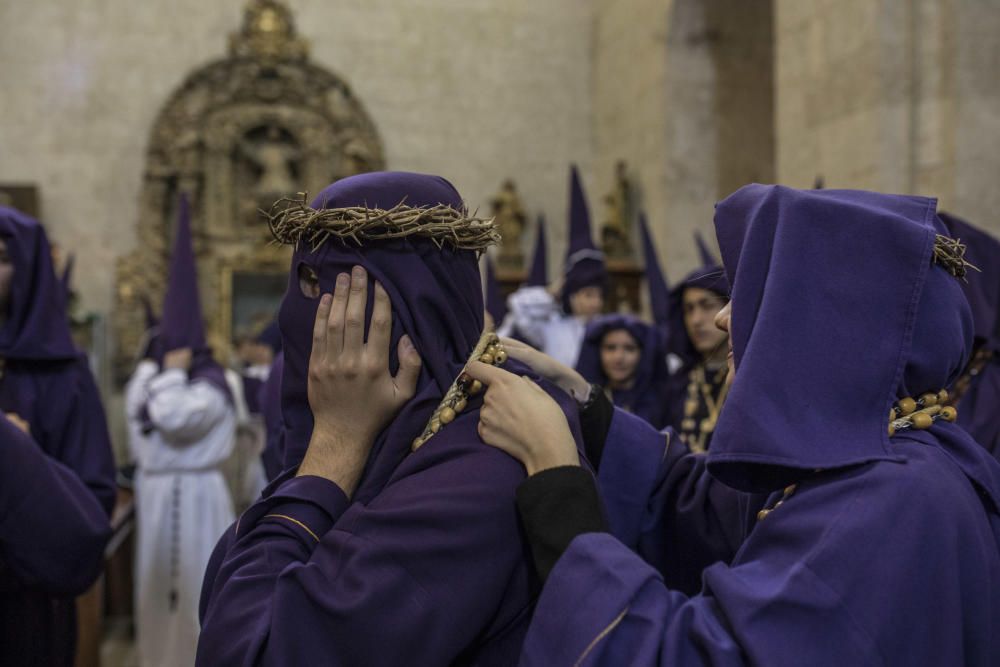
[{"x1": 113, "y1": 1, "x2": 384, "y2": 382}]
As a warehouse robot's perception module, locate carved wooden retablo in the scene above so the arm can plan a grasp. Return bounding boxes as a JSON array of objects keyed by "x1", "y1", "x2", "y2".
[{"x1": 113, "y1": 0, "x2": 385, "y2": 382}]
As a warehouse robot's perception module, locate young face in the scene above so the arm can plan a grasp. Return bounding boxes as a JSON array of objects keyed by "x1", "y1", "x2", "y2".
[
  {"x1": 714, "y1": 300, "x2": 734, "y2": 381},
  {"x1": 569, "y1": 286, "x2": 604, "y2": 320},
  {"x1": 0, "y1": 239, "x2": 13, "y2": 313},
  {"x1": 682, "y1": 286, "x2": 728, "y2": 357},
  {"x1": 599, "y1": 328, "x2": 641, "y2": 388}
]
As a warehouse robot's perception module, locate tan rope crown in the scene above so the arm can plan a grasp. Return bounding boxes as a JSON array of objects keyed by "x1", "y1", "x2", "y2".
[{"x1": 266, "y1": 192, "x2": 500, "y2": 253}]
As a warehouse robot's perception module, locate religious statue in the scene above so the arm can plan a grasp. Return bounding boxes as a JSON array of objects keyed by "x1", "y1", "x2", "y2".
[
  {"x1": 491, "y1": 180, "x2": 527, "y2": 270},
  {"x1": 239, "y1": 125, "x2": 300, "y2": 203},
  {"x1": 601, "y1": 160, "x2": 634, "y2": 259}
]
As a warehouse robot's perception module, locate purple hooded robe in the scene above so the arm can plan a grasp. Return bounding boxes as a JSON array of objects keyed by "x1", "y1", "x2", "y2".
[
  {"x1": 520, "y1": 185, "x2": 1000, "y2": 666},
  {"x1": 197, "y1": 172, "x2": 586, "y2": 665},
  {"x1": 0, "y1": 206, "x2": 115, "y2": 667},
  {"x1": 660, "y1": 264, "x2": 730, "y2": 450},
  {"x1": 576, "y1": 314, "x2": 668, "y2": 429}
]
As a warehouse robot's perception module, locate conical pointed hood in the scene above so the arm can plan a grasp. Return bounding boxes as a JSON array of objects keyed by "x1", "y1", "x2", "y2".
[
  {"x1": 565, "y1": 165, "x2": 600, "y2": 262},
  {"x1": 526, "y1": 215, "x2": 548, "y2": 287},
  {"x1": 484, "y1": 255, "x2": 507, "y2": 326},
  {"x1": 146, "y1": 194, "x2": 230, "y2": 405},
  {"x1": 638, "y1": 212, "x2": 670, "y2": 328},
  {"x1": 694, "y1": 229, "x2": 719, "y2": 267},
  {"x1": 160, "y1": 194, "x2": 206, "y2": 353},
  {"x1": 137, "y1": 294, "x2": 163, "y2": 362},
  {"x1": 140, "y1": 294, "x2": 158, "y2": 331},
  {"x1": 60, "y1": 253, "x2": 75, "y2": 303},
  {"x1": 562, "y1": 165, "x2": 606, "y2": 311}
]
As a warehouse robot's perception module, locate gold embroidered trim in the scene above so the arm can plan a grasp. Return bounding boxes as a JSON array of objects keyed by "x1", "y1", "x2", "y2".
[
  {"x1": 574, "y1": 605, "x2": 630, "y2": 667},
  {"x1": 266, "y1": 193, "x2": 500, "y2": 253},
  {"x1": 264, "y1": 513, "x2": 320, "y2": 542}
]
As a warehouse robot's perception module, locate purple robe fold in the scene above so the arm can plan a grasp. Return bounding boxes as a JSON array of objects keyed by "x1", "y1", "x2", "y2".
[
  {"x1": 520, "y1": 185, "x2": 1000, "y2": 665},
  {"x1": 484, "y1": 255, "x2": 507, "y2": 325},
  {"x1": 939, "y1": 212, "x2": 1000, "y2": 459},
  {"x1": 258, "y1": 351, "x2": 285, "y2": 481},
  {"x1": 0, "y1": 417, "x2": 112, "y2": 667},
  {"x1": 0, "y1": 206, "x2": 115, "y2": 667},
  {"x1": 198, "y1": 172, "x2": 586, "y2": 665}
]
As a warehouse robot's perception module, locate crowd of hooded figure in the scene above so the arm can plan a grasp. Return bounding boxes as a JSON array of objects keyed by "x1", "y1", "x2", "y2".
[{"x1": 0, "y1": 165, "x2": 998, "y2": 667}]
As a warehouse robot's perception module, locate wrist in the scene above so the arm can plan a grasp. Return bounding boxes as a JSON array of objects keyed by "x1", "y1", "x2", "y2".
[
  {"x1": 525, "y1": 437, "x2": 580, "y2": 476},
  {"x1": 567, "y1": 379, "x2": 594, "y2": 405},
  {"x1": 297, "y1": 426, "x2": 373, "y2": 496}
]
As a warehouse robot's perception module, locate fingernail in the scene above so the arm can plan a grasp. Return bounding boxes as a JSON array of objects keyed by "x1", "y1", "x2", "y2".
[
  {"x1": 336, "y1": 273, "x2": 349, "y2": 287},
  {"x1": 400, "y1": 334, "x2": 414, "y2": 352},
  {"x1": 321, "y1": 294, "x2": 332, "y2": 305},
  {"x1": 352, "y1": 265, "x2": 365, "y2": 280}
]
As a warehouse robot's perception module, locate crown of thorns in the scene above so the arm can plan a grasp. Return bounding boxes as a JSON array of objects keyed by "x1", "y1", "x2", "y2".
[
  {"x1": 266, "y1": 192, "x2": 500, "y2": 253},
  {"x1": 932, "y1": 234, "x2": 979, "y2": 281}
]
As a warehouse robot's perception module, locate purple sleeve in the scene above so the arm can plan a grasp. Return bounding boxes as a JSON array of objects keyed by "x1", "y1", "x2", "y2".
[
  {"x1": 0, "y1": 416, "x2": 111, "y2": 596},
  {"x1": 521, "y1": 457, "x2": 978, "y2": 666},
  {"x1": 198, "y1": 426, "x2": 532, "y2": 666},
  {"x1": 597, "y1": 409, "x2": 761, "y2": 594},
  {"x1": 521, "y1": 531, "x2": 876, "y2": 666}
]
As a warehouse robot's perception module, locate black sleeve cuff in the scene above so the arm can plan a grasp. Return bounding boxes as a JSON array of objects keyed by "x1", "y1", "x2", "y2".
[
  {"x1": 579, "y1": 386, "x2": 614, "y2": 470},
  {"x1": 516, "y1": 465, "x2": 609, "y2": 583}
]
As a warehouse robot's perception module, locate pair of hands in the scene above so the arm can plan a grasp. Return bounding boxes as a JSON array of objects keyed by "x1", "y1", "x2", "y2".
[
  {"x1": 298, "y1": 266, "x2": 584, "y2": 495},
  {"x1": 163, "y1": 348, "x2": 192, "y2": 371}
]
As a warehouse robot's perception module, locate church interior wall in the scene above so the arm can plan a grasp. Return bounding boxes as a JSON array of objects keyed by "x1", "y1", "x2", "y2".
[
  {"x1": 0, "y1": 0, "x2": 595, "y2": 317},
  {"x1": 775, "y1": 0, "x2": 1000, "y2": 237}
]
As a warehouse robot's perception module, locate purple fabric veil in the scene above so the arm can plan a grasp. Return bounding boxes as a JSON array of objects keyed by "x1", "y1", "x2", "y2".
[
  {"x1": 483, "y1": 255, "x2": 507, "y2": 325},
  {"x1": 278, "y1": 171, "x2": 486, "y2": 502},
  {"x1": 255, "y1": 317, "x2": 282, "y2": 354},
  {"x1": 562, "y1": 165, "x2": 606, "y2": 312},
  {"x1": 710, "y1": 185, "x2": 977, "y2": 492},
  {"x1": 157, "y1": 194, "x2": 231, "y2": 402},
  {"x1": 575, "y1": 314, "x2": 667, "y2": 427},
  {"x1": 526, "y1": 215, "x2": 548, "y2": 287},
  {"x1": 638, "y1": 212, "x2": 670, "y2": 330},
  {"x1": 0, "y1": 207, "x2": 77, "y2": 361}
]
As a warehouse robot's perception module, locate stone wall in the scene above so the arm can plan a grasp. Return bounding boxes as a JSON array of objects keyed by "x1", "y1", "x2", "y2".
[
  {"x1": 592, "y1": 0, "x2": 774, "y2": 283},
  {"x1": 0, "y1": 0, "x2": 594, "y2": 315},
  {"x1": 775, "y1": 0, "x2": 1000, "y2": 235}
]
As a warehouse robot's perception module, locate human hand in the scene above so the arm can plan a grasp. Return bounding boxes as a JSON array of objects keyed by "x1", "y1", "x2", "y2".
[
  {"x1": 546, "y1": 276, "x2": 564, "y2": 299},
  {"x1": 5, "y1": 413, "x2": 30, "y2": 435},
  {"x1": 163, "y1": 348, "x2": 193, "y2": 371},
  {"x1": 298, "y1": 266, "x2": 422, "y2": 495},
  {"x1": 500, "y1": 337, "x2": 591, "y2": 402},
  {"x1": 465, "y1": 361, "x2": 579, "y2": 476}
]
